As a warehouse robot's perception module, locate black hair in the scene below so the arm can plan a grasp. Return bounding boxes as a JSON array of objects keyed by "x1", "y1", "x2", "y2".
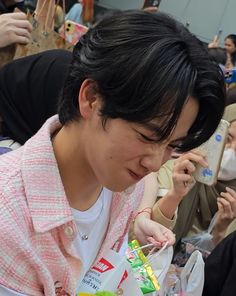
[
  {"x1": 208, "y1": 47, "x2": 227, "y2": 66},
  {"x1": 225, "y1": 34, "x2": 236, "y2": 65},
  {"x1": 58, "y1": 10, "x2": 226, "y2": 152},
  {"x1": 225, "y1": 34, "x2": 236, "y2": 48}
]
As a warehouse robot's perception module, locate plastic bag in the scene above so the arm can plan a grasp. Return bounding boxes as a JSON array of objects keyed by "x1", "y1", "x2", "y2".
[
  {"x1": 126, "y1": 243, "x2": 173, "y2": 296},
  {"x1": 163, "y1": 250, "x2": 204, "y2": 296},
  {"x1": 174, "y1": 215, "x2": 217, "y2": 267},
  {"x1": 78, "y1": 243, "x2": 173, "y2": 296},
  {"x1": 180, "y1": 250, "x2": 205, "y2": 296}
]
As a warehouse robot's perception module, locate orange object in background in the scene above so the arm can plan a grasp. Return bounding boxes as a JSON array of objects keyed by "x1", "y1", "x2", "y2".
[{"x1": 82, "y1": 0, "x2": 94, "y2": 23}]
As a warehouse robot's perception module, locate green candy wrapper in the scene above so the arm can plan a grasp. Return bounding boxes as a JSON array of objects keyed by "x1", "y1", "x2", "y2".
[{"x1": 126, "y1": 240, "x2": 160, "y2": 294}]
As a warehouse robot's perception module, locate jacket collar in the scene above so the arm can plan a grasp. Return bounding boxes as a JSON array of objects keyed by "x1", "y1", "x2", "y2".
[{"x1": 21, "y1": 116, "x2": 74, "y2": 233}]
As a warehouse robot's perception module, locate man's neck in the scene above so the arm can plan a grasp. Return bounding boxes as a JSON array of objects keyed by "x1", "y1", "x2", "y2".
[{"x1": 52, "y1": 124, "x2": 102, "y2": 211}]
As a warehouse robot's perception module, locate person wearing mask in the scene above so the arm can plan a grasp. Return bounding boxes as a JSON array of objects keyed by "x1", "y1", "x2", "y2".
[{"x1": 149, "y1": 104, "x2": 236, "y2": 252}]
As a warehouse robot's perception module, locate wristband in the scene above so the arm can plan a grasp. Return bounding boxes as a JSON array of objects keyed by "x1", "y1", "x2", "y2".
[{"x1": 133, "y1": 207, "x2": 152, "y2": 222}]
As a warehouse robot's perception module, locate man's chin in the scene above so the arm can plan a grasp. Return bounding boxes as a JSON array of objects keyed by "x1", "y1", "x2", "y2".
[{"x1": 105, "y1": 180, "x2": 139, "y2": 193}]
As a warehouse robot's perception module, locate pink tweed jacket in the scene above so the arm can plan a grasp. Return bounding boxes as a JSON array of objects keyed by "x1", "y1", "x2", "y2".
[{"x1": 0, "y1": 116, "x2": 144, "y2": 296}]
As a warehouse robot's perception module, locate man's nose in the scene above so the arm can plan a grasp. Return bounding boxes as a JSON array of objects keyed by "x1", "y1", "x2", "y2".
[{"x1": 140, "y1": 149, "x2": 171, "y2": 173}]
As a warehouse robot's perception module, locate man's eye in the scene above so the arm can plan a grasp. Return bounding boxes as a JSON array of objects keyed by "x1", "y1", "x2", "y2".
[
  {"x1": 167, "y1": 145, "x2": 175, "y2": 151},
  {"x1": 139, "y1": 133, "x2": 156, "y2": 142}
]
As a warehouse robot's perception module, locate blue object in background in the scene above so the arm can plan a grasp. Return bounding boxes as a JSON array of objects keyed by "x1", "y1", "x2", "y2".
[{"x1": 225, "y1": 68, "x2": 236, "y2": 84}]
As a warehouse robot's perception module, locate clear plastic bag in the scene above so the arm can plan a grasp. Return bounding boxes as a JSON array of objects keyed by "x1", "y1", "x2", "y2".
[
  {"x1": 161, "y1": 251, "x2": 204, "y2": 296},
  {"x1": 174, "y1": 214, "x2": 217, "y2": 267}
]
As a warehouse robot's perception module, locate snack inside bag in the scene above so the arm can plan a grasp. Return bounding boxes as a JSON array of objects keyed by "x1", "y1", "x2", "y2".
[
  {"x1": 126, "y1": 240, "x2": 160, "y2": 294},
  {"x1": 78, "y1": 240, "x2": 161, "y2": 295},
  {"x1": 77, "y1": 249, "x2": 131, "y2": 294}
]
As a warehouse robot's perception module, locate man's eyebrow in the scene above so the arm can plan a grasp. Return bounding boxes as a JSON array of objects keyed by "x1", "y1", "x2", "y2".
[
  {"x1": 141, "y1": 122, "x2": 188, "y2": 144},
  {"x1": 141, "y1": 122, "x2": 162, "y2": 133}
]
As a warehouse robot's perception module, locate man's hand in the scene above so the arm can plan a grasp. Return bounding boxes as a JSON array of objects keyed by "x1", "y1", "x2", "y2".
[
  {"x1": 134, "y1": 211, "x2": 175, "y2": 248},
  {"x1": 169, "y1": 150, "x2": 208, "y2": 199},
  {"x1": 0, "y1": 12, "x2": 32, "y2": 48}
]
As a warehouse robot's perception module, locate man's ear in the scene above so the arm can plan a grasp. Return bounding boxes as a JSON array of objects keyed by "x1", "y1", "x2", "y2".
[{"x1": 78, "y1": 79, "x2": 101, "y2": 119}]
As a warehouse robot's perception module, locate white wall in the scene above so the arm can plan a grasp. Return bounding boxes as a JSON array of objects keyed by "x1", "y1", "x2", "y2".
[
  {"x1": 97, "y1": 0, "x2": 143, "y2": 10},
  {"x1": 159, "y1": 0, "x2": 235, "y2": 44},
  {"x1": 97, "y1": 0, "x2": 236, "y2": 44}
]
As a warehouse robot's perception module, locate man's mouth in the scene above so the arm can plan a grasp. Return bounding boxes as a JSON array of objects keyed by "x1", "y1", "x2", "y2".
[{"x1": 128, "y1": 169, "x2": 145, "y2": 181}]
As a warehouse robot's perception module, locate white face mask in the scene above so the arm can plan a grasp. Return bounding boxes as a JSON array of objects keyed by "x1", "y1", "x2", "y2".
[{"x1": 218, "y1": 148, "x2": 236, "y2": 181}]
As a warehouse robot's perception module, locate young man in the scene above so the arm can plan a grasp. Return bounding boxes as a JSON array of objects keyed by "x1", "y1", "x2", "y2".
[{"x1": 0, "y1": 10, "x2": 225, "y2": 296}]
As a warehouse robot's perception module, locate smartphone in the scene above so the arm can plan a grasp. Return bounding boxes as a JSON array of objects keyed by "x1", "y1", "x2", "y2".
[
  {"x1": 143, "y1": 0, "x2": 161, "y2": 9},
  {"x1": 59, "y1": 20, "x2": 88, "y2": 45},
  {"x1": 193, "y1": 119, "x2": 229, "y2": 186}
]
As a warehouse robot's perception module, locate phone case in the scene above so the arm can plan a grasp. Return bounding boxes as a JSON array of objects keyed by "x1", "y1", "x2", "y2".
[
  {"x1": 193, "y1": 119, "x2": 229, "y2": 186},
  {"x1": 143, "y1": 0, "x2": 161, "y2": 8},
  {"x1": 59, "y1": 20, "x2": 88, "y2": 45}
]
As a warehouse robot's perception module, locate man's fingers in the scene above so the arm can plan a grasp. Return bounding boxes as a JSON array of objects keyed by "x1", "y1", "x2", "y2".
[{"x1": 150, "y1": 226, "x2": 175, "y2": 246}]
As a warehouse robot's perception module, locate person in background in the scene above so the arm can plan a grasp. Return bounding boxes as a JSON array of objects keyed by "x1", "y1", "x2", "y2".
[
  {"x1": 148, "y1": 104, "x2": 236, "y2": 253},
  {"x1": 0, "y1": 1, "x2": 32, "y2": 69},
  {"x1": 0, "y1": 49, "x2": 72, "y2": 150},
  {"x1": 65, "y1": 0, "x2": 83, "y2": 24},
  {"x1": 0, "y1": 10, "x2": 225, "y2": 296},
  {"x1": 224, "y1": 34, "x2": 236, "y2": 67},
  {"x1": 0, "y1": 0, "x2": 32, "y2": 49},
  {"x1": 0, "y1": 0, "x2": 24, "y2": 13}
]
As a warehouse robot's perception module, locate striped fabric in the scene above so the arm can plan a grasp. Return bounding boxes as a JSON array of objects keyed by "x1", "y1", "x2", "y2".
[{"x1": 0, "y1": 116, "x2": 144, "y2": 296}]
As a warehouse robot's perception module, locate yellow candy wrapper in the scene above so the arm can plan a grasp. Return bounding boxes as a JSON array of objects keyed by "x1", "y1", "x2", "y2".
[{"x1": 126, "y1": 240, "x2": 160, "y2": 294}]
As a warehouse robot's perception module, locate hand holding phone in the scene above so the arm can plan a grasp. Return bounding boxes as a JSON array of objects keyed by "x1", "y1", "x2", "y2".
[{"x1": 193, "y1": 119, "x2": 229, "y2": 186}]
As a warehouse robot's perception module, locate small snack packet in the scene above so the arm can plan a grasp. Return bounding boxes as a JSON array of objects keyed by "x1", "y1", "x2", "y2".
[
  {"x1": 77, "y1": 249, "x2": 130, "y2": 294},
  {"x1": 126, "y1": 240, "x2": 160, "y2": 294}
]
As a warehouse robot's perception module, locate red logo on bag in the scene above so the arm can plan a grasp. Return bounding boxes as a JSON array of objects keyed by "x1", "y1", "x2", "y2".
[
  {"x1": 92, "y1": 258, "x2": 114, "y2": 273},
  {"x1": 118, "y1": 270, "x2": 128, "y2": 288}
]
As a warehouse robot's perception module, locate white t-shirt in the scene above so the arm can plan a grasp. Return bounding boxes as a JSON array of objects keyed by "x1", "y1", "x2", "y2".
[
  {"x1": 72, "y1": 187, "x2": 113, "y2": 286},
  {"x1": 0, "y1": 188, "x2": 113, "y2": 296}
]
